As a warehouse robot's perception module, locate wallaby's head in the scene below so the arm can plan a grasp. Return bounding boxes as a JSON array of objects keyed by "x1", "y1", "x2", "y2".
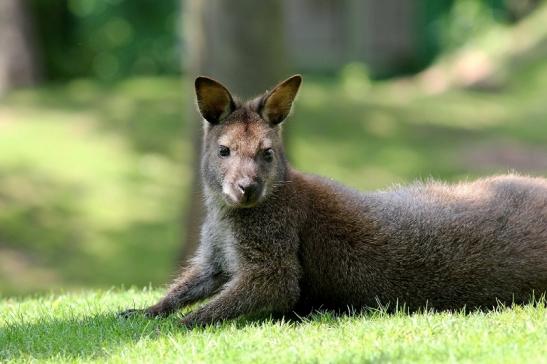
[{"x1": 195, "y1": 75, "x2": 302, "y2": 208}]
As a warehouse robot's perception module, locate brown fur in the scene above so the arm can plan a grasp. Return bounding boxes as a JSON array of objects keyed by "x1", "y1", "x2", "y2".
[{"x1": 121, "y1": 75, "x2": 547, "y2": 327}]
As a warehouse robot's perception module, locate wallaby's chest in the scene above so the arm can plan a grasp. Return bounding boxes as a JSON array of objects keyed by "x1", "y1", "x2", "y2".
[
  {"x1": 203, "y1": 215, "x2": 240, "y2": 275},
  {"x1": 208, "y1": 204, "x2": 300, "y2": 275}
]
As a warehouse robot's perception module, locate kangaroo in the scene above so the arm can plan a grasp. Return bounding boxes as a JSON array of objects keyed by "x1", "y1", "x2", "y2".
[{"x1": 122, "y1": 75, "x2": 547, "y2": 327}]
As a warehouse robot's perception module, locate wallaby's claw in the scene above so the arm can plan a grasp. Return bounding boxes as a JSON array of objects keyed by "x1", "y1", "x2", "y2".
[
  {"x1": 117, "y1": 307, "x2": 169, "y2": 319},
  {"x1": 179, "y1": 313, "x2": 206, "y2": 329},
  {"x1": 117, "y1": 308, "x2": 144, "y2": 319}
]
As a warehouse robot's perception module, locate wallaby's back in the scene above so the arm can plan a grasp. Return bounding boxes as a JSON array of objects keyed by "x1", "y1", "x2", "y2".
[{"x1": 295, "y1": 172, "x2": 547, "y2": 311}]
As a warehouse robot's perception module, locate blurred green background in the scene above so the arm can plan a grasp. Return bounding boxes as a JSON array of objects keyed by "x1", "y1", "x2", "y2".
[{"x1": 1, "y1": 0, "x2": 546, "y2": 295}]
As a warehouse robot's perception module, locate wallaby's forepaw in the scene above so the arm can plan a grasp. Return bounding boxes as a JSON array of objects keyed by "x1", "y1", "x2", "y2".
[
  {"x1": 179, "y1": 312, "x2": 207, "y2": 329},
  {"x1": 117, "y1": 308, "x2": 145, "y2": 319},
  {"x1": 180, "y1": 310, "x2": 225, "y2": 329},
  {"x1": 144, "y1": 302, "x2": 175, "y2": 318},
  {"x1": 117, "y1": 303, "x2": 173, "y2": 319}
]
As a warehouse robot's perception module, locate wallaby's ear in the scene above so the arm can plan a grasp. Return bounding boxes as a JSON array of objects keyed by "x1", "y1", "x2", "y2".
[
  {"x1": 195, "y1": 76, "x2": 235, "y2": 124},
  {"x1": 260, "y1": 74, "x2": 302, "y2": 125}
]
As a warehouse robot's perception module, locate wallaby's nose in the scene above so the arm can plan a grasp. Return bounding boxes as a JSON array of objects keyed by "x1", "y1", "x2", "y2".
[{"x1": 238, "y1": 180, "x2": 259, "y2": 199}]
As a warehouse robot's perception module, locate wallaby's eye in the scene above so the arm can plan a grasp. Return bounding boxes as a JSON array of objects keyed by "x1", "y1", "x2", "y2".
[
  {"x1": 219, "y1": 145, "x2": 230, "y2": 157},
  {"x1": 263, "y1": 148, "x2": 274, "y2": 162}
]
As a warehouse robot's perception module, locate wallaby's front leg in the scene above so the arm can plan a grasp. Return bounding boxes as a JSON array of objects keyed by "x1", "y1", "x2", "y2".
[
  {"x1": 180, "y1": 266, "x2": 300, "y2": 328},
  {"x1": 144, "y1": 263, "x2": 227, "y2": 317},
  {"x1": 120, "y1": 260, "x2": 227, "y2": 319},
  {"x1": 120, "y1": 232, "x2": 227, "y2": 319}
]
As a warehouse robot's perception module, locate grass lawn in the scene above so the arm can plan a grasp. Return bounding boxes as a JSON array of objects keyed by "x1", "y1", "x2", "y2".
[{"x1": 1, "y1": 289, "x2": 545, "y2": 363}]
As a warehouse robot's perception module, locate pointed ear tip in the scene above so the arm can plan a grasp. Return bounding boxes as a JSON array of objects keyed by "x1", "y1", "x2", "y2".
[
  {"x1": 288, "y1": 74, "x2": 303, "y2": 87},
  {"x1": 195, "y1": 76, "x2": 211, "y2": 87},
  {"x1": 194, "y1": 77, "x2": 204, "y2": 90}
]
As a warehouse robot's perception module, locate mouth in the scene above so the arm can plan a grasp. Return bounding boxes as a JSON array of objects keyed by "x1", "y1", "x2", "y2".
[
  {"x1": 223, "y1": 194, "x2": 260, "y2": 208},
  {"x1": 228, "y1": 200, "x2": 258, "y2": 208},
  {"x1": 222, "y1": 185, "x2": 264, "y2": 208}
]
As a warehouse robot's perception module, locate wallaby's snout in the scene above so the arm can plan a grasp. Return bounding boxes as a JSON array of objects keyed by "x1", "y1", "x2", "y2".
[
  {"x1": 226, "y1": 178, "x2": 262, "y2": 207},
  {"x1": 223, "y1": 171, "x2": 263, "y2": 208},
  {"x1": 236, "y1": 177, "x2": 261, "y2": 203}
]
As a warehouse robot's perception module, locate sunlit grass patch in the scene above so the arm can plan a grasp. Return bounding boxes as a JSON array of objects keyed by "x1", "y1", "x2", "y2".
[
  {"x1": 0, "y1": 79, "x2": 187, "y2": 294},
  {"x1": 0, "y1": 290, "x2": 545, "y2": 363}
]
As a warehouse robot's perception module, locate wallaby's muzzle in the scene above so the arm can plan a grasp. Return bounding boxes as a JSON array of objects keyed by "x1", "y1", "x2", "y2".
[{"x1": 223, "y1": 178, "x2": 263, "y2": 208}]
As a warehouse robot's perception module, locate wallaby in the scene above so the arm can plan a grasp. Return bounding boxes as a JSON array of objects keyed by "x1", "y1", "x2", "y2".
[{"x1": 122, "y1": 75, "x2": 547, "y2": 327}]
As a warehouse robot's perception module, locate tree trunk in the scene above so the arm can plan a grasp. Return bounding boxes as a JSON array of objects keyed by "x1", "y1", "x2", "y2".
[
  {"x1": 179, "y1": 0, "x2": 289, "y2": 263},
  {"x1": 0, "y1": 0, "x2": 40, "y2": 96}
]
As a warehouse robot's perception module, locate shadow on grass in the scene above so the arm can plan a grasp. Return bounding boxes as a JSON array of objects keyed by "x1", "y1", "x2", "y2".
[
  {"x1": 0, "y1": 311, "x2": 307, "y2": 361},
  {"x1": 0, "y1": 313, "x2": 181, "y2": 361},
  {"x1": 0, "y1": 304, "x2": 372, "y2": 361}
]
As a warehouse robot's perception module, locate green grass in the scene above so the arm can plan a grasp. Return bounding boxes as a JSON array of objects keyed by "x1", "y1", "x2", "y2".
[
  {"x1": 0, "y1": 77, "x2": 189, "y2": 294},
  {"x1": 1, "y1": 290, "x2": 545, "y2": 363}
]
